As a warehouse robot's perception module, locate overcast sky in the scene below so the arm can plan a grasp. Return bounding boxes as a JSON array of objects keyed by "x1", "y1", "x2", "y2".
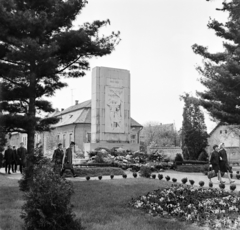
[{"x1": 49, "y1": 0, "x2": 228, "y2": 132}]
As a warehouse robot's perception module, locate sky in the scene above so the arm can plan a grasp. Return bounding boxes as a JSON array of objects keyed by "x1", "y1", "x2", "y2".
[{"x1": 49, "y1": 0, "x2": 229, "y2": 132}]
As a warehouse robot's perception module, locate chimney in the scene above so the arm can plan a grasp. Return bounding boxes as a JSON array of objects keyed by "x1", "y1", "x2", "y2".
[
  {"x1": 75, "y1": 100, "x2": 79, "y2": 105},
  {"x1": 61, "y1": 108, "x2": 64, "y2": 111}
]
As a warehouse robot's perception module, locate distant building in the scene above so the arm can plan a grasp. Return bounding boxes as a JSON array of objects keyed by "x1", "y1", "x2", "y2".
[{"x1": 208, "y1": 123, "x2": 240, "y2": 163}]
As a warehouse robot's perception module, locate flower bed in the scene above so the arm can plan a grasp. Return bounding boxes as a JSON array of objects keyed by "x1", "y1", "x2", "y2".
[{"x1": 130, "y1": 185, "x2": 240, "y2": 229}]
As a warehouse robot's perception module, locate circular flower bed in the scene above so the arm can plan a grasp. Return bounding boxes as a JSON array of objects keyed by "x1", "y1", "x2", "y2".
[{"x1": 130, "y1": 185, "x2": 240, "y2": 229}]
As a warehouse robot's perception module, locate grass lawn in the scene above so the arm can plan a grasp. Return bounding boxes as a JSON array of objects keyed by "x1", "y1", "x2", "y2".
[{"x1": 0, "y1": 174, "x2": 206, "y2": 230}]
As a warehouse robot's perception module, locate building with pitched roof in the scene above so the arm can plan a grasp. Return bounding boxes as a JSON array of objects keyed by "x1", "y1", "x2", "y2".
[{"x1": 34, "y1": 99, "x2": 142, "y2": 158}]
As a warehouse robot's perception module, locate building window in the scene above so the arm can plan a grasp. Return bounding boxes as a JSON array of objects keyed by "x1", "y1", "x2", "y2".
[
  {"x1": 131, "y1": 135, "x2": 136, "y2": 143},
  {"x1": 57, "y1": 135, "x2": 60, "y2": 143},
  {"x1": 87, "y1": 133, "x2": 91, "y2": 143},
  {"x1": 63, "y1": 134, "x2": 66, "y2": 148},
  {"x1": 69, "y1": 133, "x2": 73, "y2": 144}
]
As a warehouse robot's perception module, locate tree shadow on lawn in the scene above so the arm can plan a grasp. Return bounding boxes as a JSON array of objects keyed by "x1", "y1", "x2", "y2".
[
  {"x1": 72, "y1": 178, "x2": 205, "y2": 230},
  {"x1": 0, "y1": 176, "x2": 24, "y2": 230}
]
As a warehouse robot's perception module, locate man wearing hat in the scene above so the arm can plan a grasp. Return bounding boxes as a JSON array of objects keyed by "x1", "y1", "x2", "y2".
[
  {"x1": 60, "y1": 142, "x2": 77, "y2": 177},
  {"x1": 52, "y1": 143, "x2": 64, "y2": 174}
]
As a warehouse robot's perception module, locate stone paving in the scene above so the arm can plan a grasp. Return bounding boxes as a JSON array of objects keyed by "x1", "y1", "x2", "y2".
[{"x1": 1, "y1": 167, "x2": 240, "y2": 191}]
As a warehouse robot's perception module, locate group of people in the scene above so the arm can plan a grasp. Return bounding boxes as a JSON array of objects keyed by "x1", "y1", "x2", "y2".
[
  {"x1": 209, "y1": 142, "x2": 234, "y2": 184},
  {"x1": 1, "y1": 142, "x2": 27, "y2": 174},
  {"x1": 52, "y1": 141, "x2": 77, "y2": 177}
]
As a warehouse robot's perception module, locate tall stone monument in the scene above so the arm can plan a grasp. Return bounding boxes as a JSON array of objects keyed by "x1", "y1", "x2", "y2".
[{"x1": 87, "y1": 66, "x2": 137, "y2": 151}]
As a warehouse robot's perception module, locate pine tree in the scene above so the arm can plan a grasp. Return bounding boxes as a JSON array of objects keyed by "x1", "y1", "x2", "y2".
[
  {"x1": 0, "y1": 1, "x2": 120, "y2": 156},
  {"x1": 192, "y1": 0, "x2": 240, "y2": 124},
  {"x1": 181, "y1": 94, "x2": 209, "y2": 160}
]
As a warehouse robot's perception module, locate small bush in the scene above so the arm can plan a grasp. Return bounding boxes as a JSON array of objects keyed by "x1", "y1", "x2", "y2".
[
  {"x1": 174, "y1": 153, "x2": 183, "y2": 165},
  {"x1": 199, "y1": 181, "x2": 204, "y2": 187},
  {"x1": 172, "y1": 178, "x2": 177, "y2": 183},
  {"x1": 181, "y1": 177, "x2": 188, "y2": 184},
  {"x1": 139, "y1": 166, "x2": 151, "y2": 178},
  {"x1": 236, "y1": 174, "x2": 240, "y2": 180},
  {"x1": 209, "y1": 182, "x2": 213, "y2": 188},
  {"x1": 123, "y1": 174, "x2": 127, "y2": 179},
  {"x1": 219, "y1": 183, "x2": 225, "y2": 190},
  {"x1": 133, "y1": 172, "x2": 137, "y2": 178},
  {"x1": 165, "y1": 175, "x2": 170, "y2": 181},
  {"x1": 189, "y1": 180, "x2": 195, "y2": 186},
  {"x1": 230, "y1": 184, "x2": 236, "y2": 192},
  {"x1": 237, "y1": 171, "x2": 239, "y2": 174},
  {"x1": 98, "y1": 175, "x2": 102, "y2": 180},
  {"x1": 158, "y1": 174, "x2": 163, "y2": 180},
  {"x1": 21, "y1": 159, "x2": 83, "y2": 230},
  {"x1": 230, "y1": 173, "x2": 233, "y2": 179},
  {"x1": 86, "y1": 176, "x2": 90, "y2": 181},
  {"x1": 110, "y1": 174, "x2": 114, "y2": 179}
]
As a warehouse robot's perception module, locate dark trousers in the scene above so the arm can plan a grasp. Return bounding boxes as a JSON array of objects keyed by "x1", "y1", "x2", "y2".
[
  {"x1": 12, "y1": 161, "x2": 17, "y2": 172},
  {"x1": 5, "y1": 163, "x2": 11, "y2": 173},
  {"x1": 19, "y1": 162, "x2": 25, "y2": 174},
  {"x1": 60, "y1": 165, "x2": 75, "y2": 176}
]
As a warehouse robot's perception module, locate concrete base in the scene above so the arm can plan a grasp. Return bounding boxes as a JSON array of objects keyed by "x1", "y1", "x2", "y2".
[{"x1": 84, "y1": 142, "x2": 140, "y2": 158}]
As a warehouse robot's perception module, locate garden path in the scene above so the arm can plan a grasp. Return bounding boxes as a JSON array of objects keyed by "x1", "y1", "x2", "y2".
[{"x1": 1, "y1": 167, "x2": 240, "y2": 191}]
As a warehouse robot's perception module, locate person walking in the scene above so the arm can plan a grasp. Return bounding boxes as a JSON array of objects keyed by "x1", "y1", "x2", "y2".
[
  {"x1": 4, "y1": 145, "x2": 13, "y2": 174},
  {"x1": 209, "y1": 144, "x2": 225, "y2": 184},
  {"x1": 52, "y1": 143, "x2": 64, "y2": 174},
  {"x1": 60, "y1": 142, "x2": 77, "y2": 177},
  {"x1": 17, "y1": 142, "x2": 27, "y2": 174},
  {"x1": 219, "y1": 142, "x2": 234, "y2": 184},
  {"x1": 12, "y1": 146, "x2": 18, "y2": 173}
]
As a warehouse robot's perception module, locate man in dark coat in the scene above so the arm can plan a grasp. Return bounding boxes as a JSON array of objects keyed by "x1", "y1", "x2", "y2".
[
  {"x1": 209, "y1": 144, "x2": 225, "y2": 184},
  {"x1": 12, "y1": 146, "x2": 18, "y2": 173},
  {"x1": 4, "y1": 145, "x2": 13, "y2": 174},
  {"x1": 52, "y1": 143, "x2": 64, "y2": 174},
  {"x1": 60, "y1": 142, "x2": 77, "y2": 177},
  {"x1": 17, "y1": 142, "x2": 27, "y2": 174}
]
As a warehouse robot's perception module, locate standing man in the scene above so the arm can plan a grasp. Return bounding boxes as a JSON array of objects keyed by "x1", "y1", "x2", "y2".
[
  {"x1": 12, "y1": 146, "x2": 18, "y2": 173},
  {"x1": 52, "y1": 143, "x2": 64, "y2": 174},
  {"x1": 4, "y1": 145, "x2": 13, "y2": 174},
  {"x1": 60, "y1": 142, "x2": 77, "y2": 177},
  {"x1": 17, "y1": 142, "x2": 27, "y2": 174},
  {"x1": 209, "y1": 144, "x2": 225, "y2": 184}
]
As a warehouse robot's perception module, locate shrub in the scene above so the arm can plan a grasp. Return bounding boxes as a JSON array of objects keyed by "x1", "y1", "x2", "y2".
[
  {"x1": 237, "y1": 171, "x2": 239, "y2": 174},
  {"x1": 158, "y1": 174, "x2": 163, "y2": 180},
  {"x1": 172, "y1": 178, "x2": 177, "y2": 183},
  {"x1": 110, "y1": 174, "x2": 114, "y2": 179},
  {"x1": 21, "y1": 159, "x2": 83, "y2": 230},
  {"x1": 209, "y1": 182, "x2": 213, "y2": 188},
  {"x1": 236, "y1": 174, "x2": 240, "y2": 180},
  {"x1": 165, "y1": 175, "x2": 170, "y2": 181},
  {"x1": 230, "y1": 173, "x2": 233, "y2": 179},
  {"x1": 98, "y1": 175, "x2": 102, "y2": 180},
  {"x1": 86, "y1": 176, "x2": 90, "y2": 181},
  {"x1": 189, "y1": 180, "x2": 195, "y2": 186},
  {"x1": 139, "y1": 166, "x2": 151, "y2": 178},
  {"x1": 152, "y1": 174, "x2": 156, "y2": 179},
  {"x1": 230, "y1": 184, "x2": 236, "y2": 192},
  {"x1": 133, "y1": 172, "x2": 137, "y2": 178},
  {"x1": 123, "y1": 174, "x2": 127, "y2": 179},
  {"x1": 199, "y1": 181, "x2": 205, "y2": 187},
  {"x1": 174, "y1": 153, "x2": 183, "y2": 165},
  {"x1": 219, "y1": 183, "x2": 225, "y2": 190},
  {"x1": 176, "y1": 164, "x2": 208, "y2": 173},
  {"x1": 181, "y1": 177, "x2": 188, "y2": 184}
]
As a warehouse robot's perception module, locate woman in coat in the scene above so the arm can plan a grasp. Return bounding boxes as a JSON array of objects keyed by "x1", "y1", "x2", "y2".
[
  {"x1": 219, "y1": 143, "x2": 234, "y2": 184},
  {"x1": 209, "y1": 144, "x2": 225, "y2": 184}
]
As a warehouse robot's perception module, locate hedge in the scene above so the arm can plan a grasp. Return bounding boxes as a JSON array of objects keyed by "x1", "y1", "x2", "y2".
[
  {"x1": 176, "y1": 164, "x2": 208, "y2": 173},
  {"x1": 175, "y1": 160, "x2": 208, "y2": 165}
]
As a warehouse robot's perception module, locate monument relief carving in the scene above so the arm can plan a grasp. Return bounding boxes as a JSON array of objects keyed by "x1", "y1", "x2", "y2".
[{"x1": 105, "y1": 78, "x2": 124, "y2": 133}]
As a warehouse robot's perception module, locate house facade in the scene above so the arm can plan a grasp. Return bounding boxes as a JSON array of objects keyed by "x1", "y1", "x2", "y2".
[
  {"x1": 207, "y1": 124, "x2": 240, "y2": 163},
  {"x1": 34, "y1": 99, "x2": 142, "y2": 158}
]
